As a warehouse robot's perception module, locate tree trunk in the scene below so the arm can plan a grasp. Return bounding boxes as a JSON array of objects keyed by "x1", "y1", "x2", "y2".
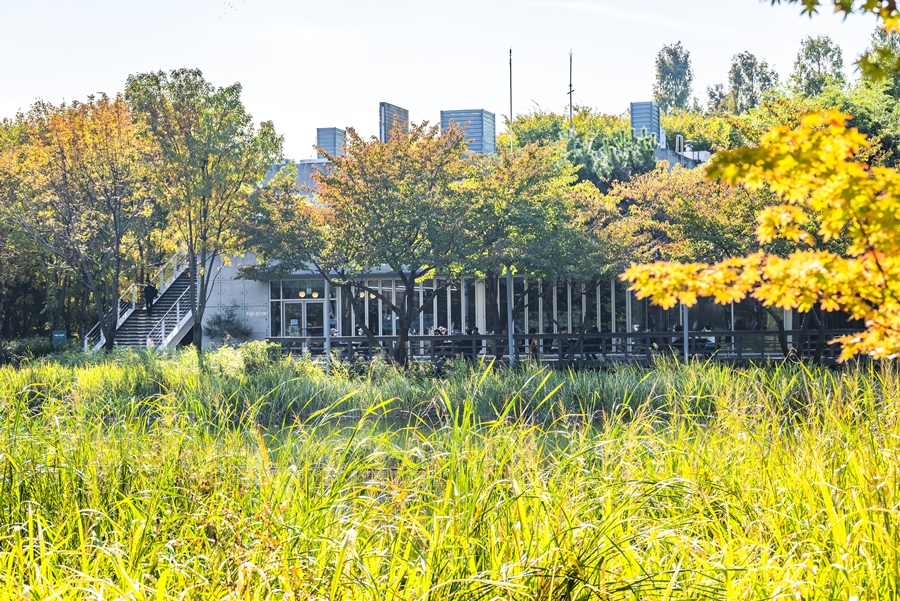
[
  {"x1": 391, "y1": 282, "x2": 419, "y2": 366},
  {"x1": 484, "y1": 271, "x2": 500, "y2": 334},
  {"x1": 193, "y1": 250, "x2": 205, "y2": 351},
  {"x1": 797, "y1": 311, "x2": 811, "y2": 359},
  {"x1": 0, "y1": 288, "x2": 7, "y2": 364},
  {"x1": 811, "y1": 308, "x2": 826, "y2": 364},
  {"x1": 345, "y1": 283, "x2": 383, "y2": 359},
  {"x1": 764, "y1": 305, "x2": 790, "y2": 357}
]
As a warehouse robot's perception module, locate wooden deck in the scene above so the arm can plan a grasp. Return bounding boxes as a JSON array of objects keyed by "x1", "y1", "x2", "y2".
[{"x1": 267, "y1": 329, "x2": 856, "y2": 367}]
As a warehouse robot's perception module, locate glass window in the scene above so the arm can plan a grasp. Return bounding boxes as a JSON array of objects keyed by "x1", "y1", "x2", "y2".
[
  {"x1": 284, "y1": 303, "x2": 302, "y2": 337},
  {"x1": 282, "y1": 279, "x2": 325, "y2": 300},
  {"x1": 556, "y1": 284, "x2": 569, "y2": 334},
  {"x1": 615, "y1": 280, "x2": 628, "y2": 333},
  {"x1": 542, "y1": 282, "x2": 555, "y2": 334},
  {"x1": 271, "y1": 301, "x2": 282, "y2": 337},
  {"x1": 450, "y1": 282, "x2": 462, "y2": 334},
  {"x1": 599, "y1": 279, "x2": 612, "y2": 332},
  {"x1": 435, "y1": 279, "x2": 448, "y2": 331},
  {"x1": 497, "y1": 277, "x2": 508, "y2": 334},
  {"x1": 270, "y1": 281, "x2": 281, "y2": 300},
  {"x1": 395, "y1": 283, "x2": 411, "y2": 333},
  {"x1": 381, "y1": 279, "x2": 394, "y2": 335},
  {"x1": 585, "y1": 283, "x2": 598, "y2": 331},
  {"x1": 465, "y1": 278, "x2": 476, "y2": 333},
  {"x1": 513, "y1": 277, "x2": 526, "y2": 332},
  {"x1": 570, "y1": 285, "x2": 583, "y2": 332},
  {"x1": 367, "y1": 280, "x2": 379, "y2": 333},
  {"x1": 340, "y1": 286, "x2": 354, "y2": 336},
  {"x1": 328, "y1": 299, "x2": 338, "y2": 333},
  {"x1": 422, "y1": 279, "x2": 435, "y2": 333},
  {"x1": 526, "y1": 281, "x2": 540, "y2": 334}
]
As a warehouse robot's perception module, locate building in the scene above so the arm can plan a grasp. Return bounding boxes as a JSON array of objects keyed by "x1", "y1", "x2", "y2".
[
  {"x1": 379, "y1": 102, "x2": 409, "y2": 142},
  {"x1": 90, "y1": 101, "x2": 827, "y2": 356},
  {"x1": 631, "y1": 101, "x2": 710, "y2": 169},
  {"x1": 440, "y1": 109, "x2": 496, "y2": 154},
  {"x1": 630, "y1": 101, "x2": 663, "y2": 147},
  {"x1": 316, "y1": 127, "x2": 345, "y2": 158},
  {"x1": 186, "y1": 262, "x2": 804, "y2": 352},
  {"x1": 296, "y1": 159, "x2": 330, "y2": 195},
  {"x1": 262, "y1": 158, "x2": 330, "y2": 196}
]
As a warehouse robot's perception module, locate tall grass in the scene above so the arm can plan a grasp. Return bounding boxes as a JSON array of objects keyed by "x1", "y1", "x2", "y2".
[{"x1": 1, "y1": 346, "x2": 899, "y2": 598}]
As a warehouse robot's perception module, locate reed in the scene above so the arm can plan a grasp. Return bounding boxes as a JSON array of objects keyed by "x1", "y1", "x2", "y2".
[{"x1": 0, "y1": 345, "x2": 898, "y2": 598}]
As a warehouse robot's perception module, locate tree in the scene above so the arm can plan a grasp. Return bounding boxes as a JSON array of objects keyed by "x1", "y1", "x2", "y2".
[
  {"x1": 313, "y1": 120, "x2": 471, "y2": 365},
  {"x1": 706, "y1": 84, "x2": 729, "y2": 114},
  {"x1": 611, "y1": 163, "x2": 773, "y2": 264},
  {"x1": 592, "y1": 130, "x2": 658, "y2": 188},
  {"x1": 126, "y1": 69, "x2": 282, "y2": 350},
  {"x1": 506, "y1": 108, "x2": 655, "y2": 191},
  {"x1": 774, "y1": 1, "x2": 900, "y2": 80},
  {"x1": 623, "y1": 111, "x2": 900, "y2": 360},
  {"x1": 461, "y1": 143, "x2": 590, "y2": 333},
  {"x1": 240, "y1": 163, "x2": 331, "y2": 280},
  {"x1": 0, "y1": 95, "x2": 151, "y2": 350},
  {"x1": 727, "y1": 52, "x2": 779, "y2": 114},
  {"x1": 662, "y1": 109, "x2": 745, "y2": 152},
  {"x1": 653, "y1": 42, "x2": 694, "y2": 113},
  {"x1": 610, "y1": 162, "x2": 810, "y2": 353},
  {"x1": 863, "y1": 29, "x2": 900, "y2": 99},
  {"x1": 791, "y1": 35, "x2": 845, "y2": 96}
]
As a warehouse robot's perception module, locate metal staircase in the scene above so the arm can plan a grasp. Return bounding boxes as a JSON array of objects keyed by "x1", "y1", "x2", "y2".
[{"x1": 84, "y1": 250, "x2": 192, "y2": 351}]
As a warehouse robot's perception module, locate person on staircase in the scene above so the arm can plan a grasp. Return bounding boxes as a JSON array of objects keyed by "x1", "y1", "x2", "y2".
[{"x1": 144, "y1": 280, "x2": 159, "y2": 316}]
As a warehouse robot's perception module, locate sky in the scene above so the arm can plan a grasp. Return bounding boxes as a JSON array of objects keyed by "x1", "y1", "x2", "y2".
[{"x1": 0, "y1": 0, "x2": 882, "y2": 159}]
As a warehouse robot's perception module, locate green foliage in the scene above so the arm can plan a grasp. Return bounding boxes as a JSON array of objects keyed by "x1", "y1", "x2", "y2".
[
  {"x1": 3, "y1": 354, "x2": 900, "y2": 596},
  {"x1": 653, "y1": 41, "x2": 694, "y2": 112},
  {"x1": 727, "y1": 51, "x2": 779, "y2": 114},
  {"x1": 593, "y1": 128, "x2": 658, "y2": 186},
  {"x1": 0, "y1": 95, "x2": 153, "y2": 349},
  {"x1": 203, "y1": 302, "x2": 253, "y2": 345},
  {"x1": 461, "y1": 143, "x2": 587, "y2": 277},
  {"x1": 313, "y1": 120, "x2": 471, "y2": 363},
  {"x1": 503, "y1": 106, "x2": 652, "y2": 189},
  {"x1": 126, "y1": 68, "x2": 283, "y2": 349},
  {"x1": 1, "y1": 336, "x2": 55, "y2": 361},
  {"x1": 610, "y1": 163, "x2": 775, "y2": 263},
  {"x1": 505, "y1": 105, "x2": 629, "y2": 149},
  {"x1": 791, "y1": 35, "x2": 845, "y2": 96},
  {"x1": 661, "y1": 109, "x2": 745, "y2": 152}
]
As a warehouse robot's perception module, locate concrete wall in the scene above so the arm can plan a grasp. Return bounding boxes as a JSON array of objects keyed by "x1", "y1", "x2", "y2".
[{"x1": 200, "y1": 252, "x2": 269, "y2": 347}]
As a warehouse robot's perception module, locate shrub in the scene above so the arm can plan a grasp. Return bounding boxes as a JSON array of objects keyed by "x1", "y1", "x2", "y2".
[{"x1": 203, "y1": 302, "x2": 252, "y2": 345}]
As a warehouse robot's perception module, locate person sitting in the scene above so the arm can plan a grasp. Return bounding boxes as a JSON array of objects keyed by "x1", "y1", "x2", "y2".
[
  {"x1": 356, "y1": 327, "x2": 370, "y2": 358},
  {"x1": 468, "y1": 326, "x2": 482, "y2": 361},
  {"x1": 700, "y1": 326, "x2": 717, "y2": 355}
]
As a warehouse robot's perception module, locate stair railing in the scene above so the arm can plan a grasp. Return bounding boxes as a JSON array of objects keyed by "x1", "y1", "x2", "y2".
[
  {"x1": 145, "y1": 287, "x2": 193, "y2": 351},
  {"x1": 84, "y1": 248, "x2": 189, "y2": 351},
  {"x1": 84, "y1": 323, "x2": 104, "y2": 352}
]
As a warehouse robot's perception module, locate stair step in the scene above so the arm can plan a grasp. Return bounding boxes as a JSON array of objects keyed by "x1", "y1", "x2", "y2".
[{"x1": 106, "y1": 272, "x2": 195, "y2": 348}]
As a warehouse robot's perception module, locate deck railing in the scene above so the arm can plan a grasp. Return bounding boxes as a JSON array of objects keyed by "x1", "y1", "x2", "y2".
[{"x1": 267, "y1": 328, "x2": 857, "y2": 365}]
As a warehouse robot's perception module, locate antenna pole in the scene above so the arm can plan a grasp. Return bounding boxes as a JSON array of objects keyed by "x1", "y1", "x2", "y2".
[
  {"x1": 569, "y1": 50, "x2": 574, "y2": 131},
  {"x1": 507, "y1": 47, "x2": 515, "y2": 365},
  {"x1": 509, "y1": 48, "x2": 514, "y2": 151}
]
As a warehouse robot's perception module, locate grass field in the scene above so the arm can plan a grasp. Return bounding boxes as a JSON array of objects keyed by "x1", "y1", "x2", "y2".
[{"x1": 1, "y1": 344, "x2": 899, "y2": 599}]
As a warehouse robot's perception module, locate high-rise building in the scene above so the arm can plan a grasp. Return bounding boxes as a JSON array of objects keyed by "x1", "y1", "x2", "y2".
[
  {"x1": 316, "y1": 127, "x2": 345, "y2": 158},
  {"x1": 440, "y1": 109, "x2": 496, "y2": 154},
  {"x1": 379, "y1": 102, "x2": 409, "y2": 142},
  {"x1": 630, "y1": 101, "x2": 665, "y2": 148}
]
